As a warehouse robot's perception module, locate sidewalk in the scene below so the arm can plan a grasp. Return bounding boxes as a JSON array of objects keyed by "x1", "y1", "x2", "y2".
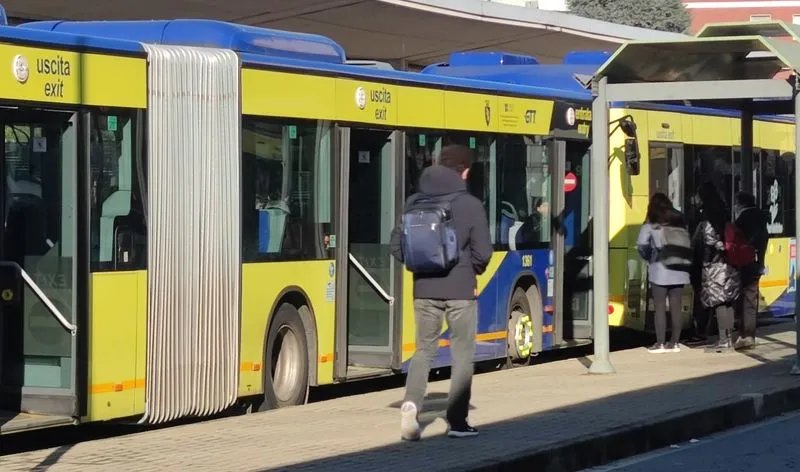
[{"x1": 3, "y1": 322, "x2": 800, "y2": 472}]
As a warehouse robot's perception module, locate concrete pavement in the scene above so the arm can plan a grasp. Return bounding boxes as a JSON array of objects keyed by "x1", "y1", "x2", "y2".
[{"x1": 2, "y1": 322, "x2": 800, "y2": 472}]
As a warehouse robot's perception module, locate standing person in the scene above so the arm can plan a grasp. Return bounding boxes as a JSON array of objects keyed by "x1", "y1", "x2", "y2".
[
  {"x1": 637, "y1": 193, "x2": 692, "y2": 354},
  {"x1": 733, "y1": 191, "x2": 768, "y2": 350},
  {"x1": 691, "y1": 182, "x2": 742, "y2": 353},
  {"x1": 390, "y1": 144, "x2": 493, "y2": 441}
]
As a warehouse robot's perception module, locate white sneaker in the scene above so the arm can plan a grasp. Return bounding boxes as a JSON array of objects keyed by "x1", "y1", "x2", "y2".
[{"x1": 400, "y1": 401, "x2": 420, "y2": 441}]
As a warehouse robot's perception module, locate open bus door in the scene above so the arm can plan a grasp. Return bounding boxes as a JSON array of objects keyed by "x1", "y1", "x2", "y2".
[
  {"x1": 0, "y1": 109, "x2": 80, "y2": 433},
  {"x1": 551, "y1": 138, "x2": 593, "y2": 343},
  {"x1": 333, "y1": 126, "x2": 404, "y2": 381}
]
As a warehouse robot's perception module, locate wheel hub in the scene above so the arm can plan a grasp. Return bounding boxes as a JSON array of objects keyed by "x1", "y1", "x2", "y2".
[{"x1": 272, "y1": 324, "x2": 302, "y2": 403}]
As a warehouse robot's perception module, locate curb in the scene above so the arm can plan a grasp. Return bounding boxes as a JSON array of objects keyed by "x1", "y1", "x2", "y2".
[{"x1": 466, "y1": 384, "x2": 800, "y2": 472}]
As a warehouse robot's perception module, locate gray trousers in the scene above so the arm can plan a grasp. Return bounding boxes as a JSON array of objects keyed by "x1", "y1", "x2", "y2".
[{"x1": 403, "y1": 298, "x2": 477, "y2": 426}]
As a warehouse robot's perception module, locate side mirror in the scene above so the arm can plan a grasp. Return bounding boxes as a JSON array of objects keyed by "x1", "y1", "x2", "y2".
[{"x1": 624, "y1": 138, "x2": 640, "y2": 176}]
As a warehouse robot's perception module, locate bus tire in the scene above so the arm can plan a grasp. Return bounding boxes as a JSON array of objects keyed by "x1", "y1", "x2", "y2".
[
  {"x1": 261, "y1": 303, "x2": 309, "y2": 410},
  {"x1": 506, "y1": 286, "x2": 543, "y2": 367}
]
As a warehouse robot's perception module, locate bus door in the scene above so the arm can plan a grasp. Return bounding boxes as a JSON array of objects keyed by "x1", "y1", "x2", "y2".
[
  {"x1": 333, "y1": 127, "x2": 403, "y2": 378},
  {"x1": 0, "y1": 109, "x2": 79, "y2": 426},
  {"x1": 551, "y1": 139, "x2": 593, "y2": 342},
  {"x1": 647, "y1": 143, "x2": 692, "y2": 331}
]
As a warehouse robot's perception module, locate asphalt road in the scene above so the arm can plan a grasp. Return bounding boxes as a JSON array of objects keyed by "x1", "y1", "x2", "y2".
[{"x1": 590, "y1": 410, "x2": 800, "y2": 472}]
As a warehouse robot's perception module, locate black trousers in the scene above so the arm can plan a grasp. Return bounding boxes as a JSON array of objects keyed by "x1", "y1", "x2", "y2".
[
  {"x1": 736, "y1": 275, "x2": 759, "y2": 339},
  {"x1": 652, "y1": 284, "x2": 683, "y2": 345},
  {"x1": 691, "y1": 286, "x2": 711, "y2": 337}
]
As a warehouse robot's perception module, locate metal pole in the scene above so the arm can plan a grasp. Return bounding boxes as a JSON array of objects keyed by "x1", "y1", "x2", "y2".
[
  {"x1": 589, "y1": 76, "x2": 615, "y2": 374},
  {"x1": 792, "y1": 88, "x2": 800, "y2": 375},
  {"x1": 740, "y1": 106, "x2": 753, "y2": 196}
]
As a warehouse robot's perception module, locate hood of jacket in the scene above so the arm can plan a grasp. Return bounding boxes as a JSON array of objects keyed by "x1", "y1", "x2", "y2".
[{"x1": 418, "y1": 165, "x2": 467, "y2": 196}]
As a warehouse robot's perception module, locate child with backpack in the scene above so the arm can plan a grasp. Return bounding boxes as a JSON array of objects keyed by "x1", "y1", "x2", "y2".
[
  {"x1": 637, "y1": 193, "x2": 692, "y2": 354},
  {"x1": 691, "y1": 182, "x2": 745, "y2": 353}
]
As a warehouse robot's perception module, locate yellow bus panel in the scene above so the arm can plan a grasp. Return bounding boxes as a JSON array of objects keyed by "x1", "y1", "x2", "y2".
[
  {"x1": 0, "y1": 44, "x2": 145, "y2": 108},
  {"x1": 87, "y1": 271, "x2": 147, "y2": 422},
  {"x1": 241, "y1": 69, "x2": 336, "y2": 120},
  {"x1": 241, "y1": 68, "x2": 554, "y2": 134},
  {"x1": 240, "y1": 260, "x2": 337, "y2": 393}
]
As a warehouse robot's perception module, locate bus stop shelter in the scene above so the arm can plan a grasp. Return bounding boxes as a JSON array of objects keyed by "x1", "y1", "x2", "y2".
[
  {"x1": 589, "y1": 21, "x2": 800, "y2": 375},
  {"x1": 0, "y1": 0, "x2": 685, "y2": 68}
]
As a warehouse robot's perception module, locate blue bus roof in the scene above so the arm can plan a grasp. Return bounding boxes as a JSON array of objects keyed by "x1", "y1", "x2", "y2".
[
  {"x1": 6, "y1": 19, "x2": 796, "y2": 125},
  {"x1": 19, "y1": 19, "x2": 592, "y2": 102},
  {"x1": 0, "y1": 21, "x2": 143, "y2": 53},
  {"x1": 422, "y1": 52, "x2": 795, "y2": 124},
  {"x1": 22, "y1": 19, "x2": 347, "y2": 64}
]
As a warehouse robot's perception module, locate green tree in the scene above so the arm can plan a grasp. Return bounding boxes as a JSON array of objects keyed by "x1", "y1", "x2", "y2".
[{"x1": 567, "y1": 0, "x2": 691, "y2": 34}]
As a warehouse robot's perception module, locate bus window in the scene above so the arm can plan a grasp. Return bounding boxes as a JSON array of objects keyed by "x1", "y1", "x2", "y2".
[
  {"x1": 496, "y1": 135, "x2": 550, "y2": 249},
  {"x1": 687, "y1": 145, "x2": 734, "y2": 213},
  {"x1": 90, "y1": 111, "x2": 146, "y2": 271},
  {"x1": 241, "y1": 117, "x2": 332, "y2": 262},
  {"x1": 760, "y1": 149, "x2": 796, "y2": 237},
  {"x1": 443, "y1": 132, "x2": 497, "y2": 243},
  {"x1": 404, "y1": 132, "x2": 442, "y2": 198},
  {"x1": 649, "y1": 143, "x2": 685, "y2": 211}
]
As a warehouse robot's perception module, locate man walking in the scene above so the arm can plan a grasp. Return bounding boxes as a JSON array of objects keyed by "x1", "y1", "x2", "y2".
[
  {"x1": 733, "y1": 191, "x2": 768, "y2": 350},
  {"x1": 390, "y1": 144, "x2": 492, "y2": 441}
]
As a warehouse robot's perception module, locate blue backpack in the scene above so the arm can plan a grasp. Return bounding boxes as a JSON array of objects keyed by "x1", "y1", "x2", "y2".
[{"x1": 400, "y1": 191, "x2": 465, "y2": 274}]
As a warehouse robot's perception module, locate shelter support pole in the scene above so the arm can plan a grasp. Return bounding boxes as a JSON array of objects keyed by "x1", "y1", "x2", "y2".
[
  {"x1": 740, "y1": 106, "x2": 753, "y2": 196},
  {"x1": 793, "y1": 89, "x2": 800, "y2": 376},
  {"x1": 589, "y1": 76, "x2": 614, "y2": 374}
]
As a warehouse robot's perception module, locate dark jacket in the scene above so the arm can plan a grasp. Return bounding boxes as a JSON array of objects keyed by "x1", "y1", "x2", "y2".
[
  {"x1": 691, "y1": 220, "x2": 741, "y2": 308},
  {"x1": 735, "y1": 206, "x2": 769, "y2": 280},
  {"x1": 390, "y1": 165, "x2": 493, "y2": 300}
]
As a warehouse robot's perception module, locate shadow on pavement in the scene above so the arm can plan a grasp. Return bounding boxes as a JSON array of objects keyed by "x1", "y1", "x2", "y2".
[{"x1": 257, "y1": 322, "x2": 799, "y2": 472}]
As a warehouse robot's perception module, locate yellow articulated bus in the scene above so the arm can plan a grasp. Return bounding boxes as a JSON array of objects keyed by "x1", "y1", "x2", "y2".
[
  {"x1": 0, "y1": 18, "x2": 793, "y2": 435},
  {"x1": 608, "y1": 106, "x2": 796, "y2": 332},
  {"x1": 423, "y1": 58, "x2": 796, "y2": 332},
  {"x1": 2, "y1": 19, "x2": 599, "y2": 434}
]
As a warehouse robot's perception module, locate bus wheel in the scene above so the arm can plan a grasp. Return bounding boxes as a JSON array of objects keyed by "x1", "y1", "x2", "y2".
[
  {"x1": 506, "y1": 286, "x2": 542, "y2": 367},
  {"x1": 261, "y1": 303, "x2": 309, "y2": 410}
]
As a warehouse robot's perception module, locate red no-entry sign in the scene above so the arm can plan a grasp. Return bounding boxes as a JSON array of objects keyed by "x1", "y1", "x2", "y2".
[{"x1": 564, "y1": 172, "x2": 578, "y2": 193}]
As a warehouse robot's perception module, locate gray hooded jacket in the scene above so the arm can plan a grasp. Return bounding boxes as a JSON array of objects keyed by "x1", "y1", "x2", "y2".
[{"x1": 390, "y1": 165, "x2": 493, "y2": 300}]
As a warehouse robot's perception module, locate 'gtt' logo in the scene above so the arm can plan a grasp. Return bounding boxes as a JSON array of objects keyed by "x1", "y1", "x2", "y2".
[{"x1": 524, "y1": 109, "x2": 536, "y2": 124}]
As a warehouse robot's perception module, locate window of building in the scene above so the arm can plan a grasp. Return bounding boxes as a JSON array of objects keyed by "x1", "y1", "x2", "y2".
[
  {"x1": 90, "y1": 111, "x2": 147, "y2": 271},
  {"x1": 793, "y1": 14, "x2": 800, "y2": 25},
  {"x1": 241, "y1": 117, "x2": 332, "y2": 262},
  {"x1": 750, "y1": 14, "x2": 772, "y2": 22}
]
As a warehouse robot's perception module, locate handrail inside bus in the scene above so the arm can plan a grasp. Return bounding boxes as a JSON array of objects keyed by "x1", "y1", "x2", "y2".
[
  {"x1": 0, "y1": 261, "x2": 77, "y2": 336},
  {"x1": 347, "y1": 253, "x2": 395, "y2": 305}
]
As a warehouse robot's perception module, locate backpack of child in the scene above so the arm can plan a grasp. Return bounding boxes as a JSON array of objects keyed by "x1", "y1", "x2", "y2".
[
  {"x1": 724, "y1": 222, "x2": 756, "y2": 268},
  {"x1": 657, "y1": 225, "x2": 693, "y2": 272},
  {"x1": 400, "y1": 190, "x2": 466, "y2": 274}
]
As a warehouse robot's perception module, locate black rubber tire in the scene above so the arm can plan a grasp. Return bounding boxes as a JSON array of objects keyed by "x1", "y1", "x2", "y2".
[
  {"x1": 260, "y1": 303, "x2": 309, "y2": 411},
  {"x1": 527, "y1": 285, "x2": 544, "y2": 356}
]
